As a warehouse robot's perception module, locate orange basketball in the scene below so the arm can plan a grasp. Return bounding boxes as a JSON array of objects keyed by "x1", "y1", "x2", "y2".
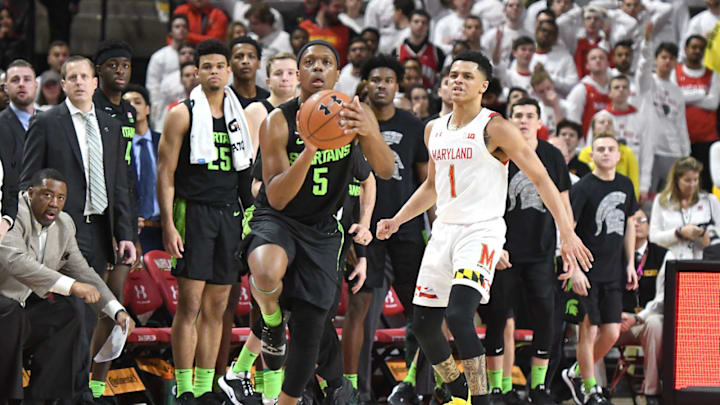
[{"x1": 298, "y1": 90, "x2": 355, "y2": 150}]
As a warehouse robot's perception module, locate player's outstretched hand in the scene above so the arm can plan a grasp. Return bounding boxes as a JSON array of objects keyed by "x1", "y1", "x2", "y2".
[
  {"x1": 339, "y1": 96, "x2": 377, "y2": 137},
  {"x1": 496, "y1": 250, "x2": 511, "y2": 270},
  {"x1": 626, "y1": 263, "x2": 639, "y2": 291},
  {"x1": 376, "y1": 218, "x2": 400, "y2": 240},
  {"x1": 349, "y1": 223, "x2": 373, "y2": 245},
  {"x1": 560, "y1": 231, "x2": 593, "y2": 273}
]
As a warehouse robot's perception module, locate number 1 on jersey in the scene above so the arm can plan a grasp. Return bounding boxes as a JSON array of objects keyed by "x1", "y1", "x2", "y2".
[{"x1": 449, "y1": 164, "x2": 456, "y2": 198}]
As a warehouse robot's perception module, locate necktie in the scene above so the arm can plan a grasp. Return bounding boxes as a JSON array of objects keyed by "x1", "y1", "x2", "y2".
[
  {"x1": 138, "y1": 138, "x2": 156, "y2": 219},
  {"x1": 82, "y1": 112, "x2": 108, "y2": 214}
]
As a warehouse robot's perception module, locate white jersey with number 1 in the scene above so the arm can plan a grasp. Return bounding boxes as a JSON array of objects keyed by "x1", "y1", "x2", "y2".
[
  {"x1": 414, "y1": 108, "x2": 509, "y2": 307},
  {"x1": 429, "y1": 108, "x2": 509, "y2": 225}
]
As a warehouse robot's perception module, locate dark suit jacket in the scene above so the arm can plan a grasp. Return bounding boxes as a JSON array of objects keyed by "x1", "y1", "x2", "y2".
[
  {"x1": 132, "y1": 130, "x2": 161, "y2": 214},
  {"x1": 0, "y1": 107, "x2": 25, "y2": 221},
  {"x1": 19, "y1": 102, "x2": 134, "y2": 245}
]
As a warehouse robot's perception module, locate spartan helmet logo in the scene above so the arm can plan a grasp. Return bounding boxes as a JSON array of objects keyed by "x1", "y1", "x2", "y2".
[
  {"x1": 507, "y1": 171, "x2": 546, "y2": 212},
  {"x1": 594, "y1": 191, "x2": 627, "y2": 236}
]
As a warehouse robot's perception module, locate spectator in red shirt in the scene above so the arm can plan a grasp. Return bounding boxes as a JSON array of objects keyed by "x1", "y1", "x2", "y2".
[
  {"x1": 174, "y1": 0, "x2": 229, "y2": 45},
  {"x1": 299, "y1": 0, "x2": 352, "y2": 66}
]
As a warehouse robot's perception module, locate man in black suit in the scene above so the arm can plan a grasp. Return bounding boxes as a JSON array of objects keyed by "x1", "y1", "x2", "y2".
[
  {"x1": 20, "y1": 55, "x2": 136, "y2": 402},
  {"x1": 0, "y1": 59, "x2": 39, "y2": 240},
  {"x1": 123, "y1": 84, "x2": 162, "y2": 252}
]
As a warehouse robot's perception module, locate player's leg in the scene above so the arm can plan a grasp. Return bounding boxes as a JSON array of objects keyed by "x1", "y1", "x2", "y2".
[
  {"x1": 342, "y1": 289, "x2": 372, "y2": 387},
  {"x1": 482, "y1": 268, "x2": 510, "y2": 397},
  {"x1": 523, "y1": 257, "x2": 558, "y2": 404},
  {"x1": 248, "y1": 243, "x2": 290, "y2": 369},
  {"x1": 412, "y1": 305, "x2": 469, "y2": 401},
  {"x1": 172, "y1": 277, "x2": 205, "y2": 398},
  {"x1": 278, "y1": 299, "x2": 329, "y2": 405},
  {"x1": 194, "y1": 283, "x2": 233, "y2": 397},
  {"x1": 316, "y1": 308, "x2": 356, "y2": 404},
  {"x1": 216, "y1": 282, "x2": 244, "y2": 377},
  {"x1": 501, "y1": 317, "x2": 517, "y2": 399},
  {"x1": 88, "y1": 263, "x2": 131, "y2": 398},
  {"x1": 577, "y1": 315, "x2": 599, "y2": 403}
]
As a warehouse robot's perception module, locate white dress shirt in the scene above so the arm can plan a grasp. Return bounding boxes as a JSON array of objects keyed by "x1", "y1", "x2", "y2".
[{"x1": 65, "y1": 98, "x2": 105, "y2": 216}]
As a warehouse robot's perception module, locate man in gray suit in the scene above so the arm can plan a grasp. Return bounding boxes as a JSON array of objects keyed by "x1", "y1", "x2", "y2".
[{"x1": 0, "y1": 168, "x2": 135, "y2": 403}]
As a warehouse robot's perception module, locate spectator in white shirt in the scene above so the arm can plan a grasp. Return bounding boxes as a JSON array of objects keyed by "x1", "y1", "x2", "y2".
[
  {"x1": 671, "y1": 34, "x2": 720, "y2": 192},
  {"x1": 463, "y1": 15, "x2": 484, "y2": 52},
  {"x1": 710, "y1": 141, "x2": 720, "y2": 189},
  {"x1": 378, "y1": 0, "x2": 413, "y2": 55},
  {"x1": 433, "y1": 0, "x2": 473, "y2": 55},
  {"x1": 531, "y1": 66, "x2": 568, "y2": 136},
  {"x1": 601, "y1": 0, "x2": 673, "y2": 48},
  {"x1": 565, "y1": 47, "x2": 610, "y2": 137},
  {"x1": 336, "y1": 37, "x2": 371, "y2": 96},
  {"x1": 637, "y1": 33, "x2": 691, "y2": 202},
  {"x1": 493, "y1": 36, "x2": 535, "y2": 95},
  {"x1": 524, "y1": 0, "x2": 576, "y2": 34},
  {"x1": 530, "y1": 20, "x2": 578, "y2": 96},
  {"x1": 682, "y1": 0, "x2": 720, "y2": 59},
  {"x1": 338, "y1": 0, "x2": 364, "y2": 33},
  {"x1": 481, "y1": 0, "x2": 529, "y2": 66},
  {"x1": 246, "y1": 3, "x2": 293, "y2": 90},
  {"x1": 152, "y1": 43, "x2": 196, "y2": 132},
  {"x1": 557, "y1": 4, "x2": 611, "y2": 79},
  {"x1": 649, "y1": 157, "x2": 720, "y2": 260},
  {"x1": 610, "y1": 40, "x2": 640, "y2": 104},
  {"x1": 231, "y1": 0, "x2": 284, "y2": 34},
  {"x1": 471, "y1": 0, "x2": 505, "y2": 32},
  {"x1": 146, "y1": 13, "x2": 189, "y2": 132}
]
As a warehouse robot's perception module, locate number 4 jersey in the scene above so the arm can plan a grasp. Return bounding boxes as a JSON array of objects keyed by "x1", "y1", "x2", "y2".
[
  {"x1": 175, "y1": 98, "x2": 241, "y2": 205},
  {"x1": 429, "y1": 109, "x2": 508, "y2": 225},
  {"x1": 253, "y1": 97, "x2": 354, "y2": 225}
]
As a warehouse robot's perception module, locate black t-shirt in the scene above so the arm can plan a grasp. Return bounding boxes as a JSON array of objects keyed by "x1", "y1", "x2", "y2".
[
  {"x1": 371, "y1": 109, "x2": 428, "y2": 239},
  {"x1": 231, "y1": 85, "x2": 270, "y2": 108},
  {"x1": 569, "y1": 154, "x2": 591, "y2": 178},
  {"x1": 505, "y1": 139, "x2": 570, "y2": 262},
  {"x1": 571, "y1": 173, "x2": 639, "y2": 283},
  {"x1": 175, "y1": 99, "x2": 242, "y2": 204},
  {"x1": 254, "y1": 97, "x2": 355, "y2": 225}
]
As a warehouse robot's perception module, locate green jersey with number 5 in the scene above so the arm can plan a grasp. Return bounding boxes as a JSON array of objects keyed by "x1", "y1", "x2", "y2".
[
  {"x1": 175, "y1": 99, "x2": 240, "y2": 204},
  {"x1": 254, "y1": 97, "x2": 354, "y2": 226}
]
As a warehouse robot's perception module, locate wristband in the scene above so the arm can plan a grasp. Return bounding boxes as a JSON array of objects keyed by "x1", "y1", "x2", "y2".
[{"x1": 675, "y1": 227, "x2": 684, "y2": 240}]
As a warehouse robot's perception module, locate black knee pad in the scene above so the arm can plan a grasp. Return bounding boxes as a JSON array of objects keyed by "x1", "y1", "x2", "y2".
[
  {"x1": 530, "y1": 294, "x2": 554, "y2": 358},
  {"x1": 446, "y1": 286, "x2": 485, "y2": 359},
  {"x1": 412, "y1": 305, "x2": 452, "y2": 365}
]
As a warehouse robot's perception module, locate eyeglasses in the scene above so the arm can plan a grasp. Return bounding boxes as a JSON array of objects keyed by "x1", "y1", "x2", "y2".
[{"x1": 636, "y1": 217, "x2": 648, "y2": 223}]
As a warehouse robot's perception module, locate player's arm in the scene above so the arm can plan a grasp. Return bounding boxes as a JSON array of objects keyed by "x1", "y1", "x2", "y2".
[
  {"x1": 561, "y1": 190, "x2": 574, "y2": 225},
  {"x1": 261, "y1": 109, "x2": 315, "y2": 211},
  {"x1": 157, "y1": 103, "x2": 189, "y2": 258},
  {"x1": 377, "y1": 121, "x2": 438, "y2": 240},
  {"x1": 625, "y1": 212, "x2": 638, "y2": 290},
  {"x1": 358, "y1": 172, "x2": 376, "y2": 230},
  {"x1": 244, "y1": 101, "x2": 268, "y2": 159},
  {"x1": 487, "y1": 117, "x2": 593, "y2": 271},
  {"x1": 341, "y1": 98, "x2": 394, "y2": 179}
]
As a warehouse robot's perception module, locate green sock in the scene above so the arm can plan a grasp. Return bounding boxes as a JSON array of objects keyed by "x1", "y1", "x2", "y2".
[
  {"x1": 344, "y1": 373, "x2": 358, "y2": 389},
  {"x1": 263, "y1": 369, "x2": 283, "y2": 398},
  {"x1": 488, "y1": 369, "x2": 503, "y2": 391},
  {"x1": 262, "y1": 308, "x2": 282, "y2": 328},
  {"x1": 232, "y1": 346, "x2": 259, "y2": 374},
  {"x1": 319, "y1": 379, "x2": 328, "y2": 393},
  {"x1": 583, "y1": 377, "x2": 597, "y2": 393},
  {"x1": 89, "y1": 380, "x2": 106, "y2": 398},
  {"x1": 434, "y1": 370, "x2": 444, "y2": 389},
  {"x1": 255, "y1": 369, "x2": 264, "y2": 393},
  {"x1": 175, "y1": 369, "x2": 193, "y2": 397},
  {"x1": 531, "y1": 365, "x2": 548, "y2": 389},
  {"x1": 193, "y1": 367, "x2": 215, "y2": 397},
  {"x1": 501, "y1": 376, "x2": 512, "y2": 394},
  {"x1": 403, "y1": 362, "x2": 418, "y2": 387}
]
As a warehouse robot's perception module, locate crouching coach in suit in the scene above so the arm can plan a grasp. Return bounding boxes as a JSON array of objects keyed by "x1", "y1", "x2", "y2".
[{"x1": 0, "y1": 168, "x2": 135, "y2": 404}]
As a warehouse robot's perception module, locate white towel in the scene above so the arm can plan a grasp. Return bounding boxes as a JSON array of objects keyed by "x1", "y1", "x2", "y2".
[{"x1": 188, "y1": 85, "x2": 253, "y2": 171}]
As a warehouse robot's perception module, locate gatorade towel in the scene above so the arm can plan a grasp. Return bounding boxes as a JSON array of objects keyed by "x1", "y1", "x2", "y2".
[{"x1": 704, "y1": 21, "x2": 720, "y2": 73}]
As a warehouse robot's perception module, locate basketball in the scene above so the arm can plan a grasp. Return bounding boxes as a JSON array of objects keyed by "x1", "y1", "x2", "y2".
[{"x1": 298, "y1": 90, "x2": 355, "y2": 150}]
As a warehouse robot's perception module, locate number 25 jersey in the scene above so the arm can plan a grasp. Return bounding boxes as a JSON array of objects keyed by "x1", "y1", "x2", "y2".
[{"x1": 428, "y1": 109, "x2": 508, "y2": 225}]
